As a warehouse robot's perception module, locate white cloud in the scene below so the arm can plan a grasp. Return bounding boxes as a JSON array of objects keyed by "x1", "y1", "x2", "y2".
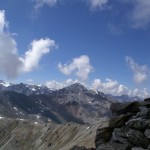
[
  {"x1": 92, "y1": 78, "x2": 149, "y2": 98},
  {"x1": 132, "y1": 88, "x2": 149, "y2": 98},
  {"x1": 33, "y1": 0, "x2": 57, "y2": 9},
  {"x1": 88, "y1": 0, "x2": 108, "y2": 10},
  {"x1": 32, "y1": 0, "x2": 109, "y2": 11},
  {"x1": 121, "y1": 0, "x2": 150, "y2": 28},
  {"x1": 0, "y1": 10, "x2": 22, "y2": 79},
  {"x1": 0, "y1": 10, "x2": 7, "y2": 32},
  {"x1": 58, "y1": 55, "x2": 93, "y2": 81},
  {"x1": 92, "y1": 78, "x2": 129, "y2": 96},
  {"x1": 125, "y1": 56, "x2": 149, "y2": 84},
  {"x1": 0, "y1": 10, "x2": 56, "y2": 79},
  {"x1": 20, "y1": 38, "x2": 56, "y2": 72},
  {"x1": 131, "y1": 0, "x2": 150, "y2": 28}
]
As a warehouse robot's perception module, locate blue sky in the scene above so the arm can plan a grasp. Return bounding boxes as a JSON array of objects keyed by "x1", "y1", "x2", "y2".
[{"x1": 0, "y1": 0, "x2": 150, "y2": 97}]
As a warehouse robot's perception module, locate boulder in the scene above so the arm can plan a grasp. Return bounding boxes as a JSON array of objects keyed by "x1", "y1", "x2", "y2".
[
  {"x1": 144, "y1": 129, "x2": 150, "y2": 139},
  {"x1": 136, "y1": 106, "x2": 149, "y2": 118},
  {"x1": 126, "y1": 118, "x2": 150, "y2": 131},
  {"x1": 96, "y1": 142, "x2": 131, "y2": 150},
  {"x1": 141, "y1": 102, "x2": 150, "y2": 108},
  {"x1": 109, "y1": 114, "x2": 133, "y2": 128},
  {"x1": 110, "y1": 102, "x2": 140, "y2": 115},
  {"x1": 95, "y1": 127, "x2": 113, "y2": 148},
  {"x1": 111, "y1": 128, "x2": 132, "y2": 146},
  {"x1": 144, "y1": 98, "x2": 150, "y2": 102},
  {"x1": 125, "y1": 129, "x2": 149, "y2": 149},
  {"x1": 146, "y1": 109, "x2": 150, "y2": 119},
  {"x1": 131, "y1": 148, "x2": 147, "y2": 150},
  {"x1": 94, "y1": 100, "x2": 150, "y2": 150}
]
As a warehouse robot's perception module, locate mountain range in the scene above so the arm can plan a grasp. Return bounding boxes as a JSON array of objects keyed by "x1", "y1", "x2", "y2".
[
  {"x1": 0, "y1": 80, "x2": 141, "y2": 125},
  {"x1": 0, "y1": 80, "x2": 148, "y2": 150}
]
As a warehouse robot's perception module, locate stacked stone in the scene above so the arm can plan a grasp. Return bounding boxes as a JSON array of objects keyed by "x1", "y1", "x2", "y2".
[{"x1": 95, "y1": 98, "x2": 150, "y2": 150}]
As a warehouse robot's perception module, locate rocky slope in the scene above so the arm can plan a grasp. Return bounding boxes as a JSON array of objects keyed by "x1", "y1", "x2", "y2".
[
  {"x1": 0, "y1": 117, "x2": 109, "y2": 150},
  {"x1": 73, "y1": 97, "x2": 150, "y2": 150}
]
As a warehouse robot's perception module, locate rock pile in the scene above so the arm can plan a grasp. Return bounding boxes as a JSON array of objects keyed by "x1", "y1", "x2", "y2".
[
  {"x1": 95, "y1": 98, "x2": 150, "y2": 150},
  {"x1": 70, "y1": 98, "x2": 150, "y2": 150}
]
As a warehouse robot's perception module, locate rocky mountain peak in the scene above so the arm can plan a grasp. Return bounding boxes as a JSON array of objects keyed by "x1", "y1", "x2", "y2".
[{"x1": 65, "y1": 83, "x2": 87, "y2": 93}]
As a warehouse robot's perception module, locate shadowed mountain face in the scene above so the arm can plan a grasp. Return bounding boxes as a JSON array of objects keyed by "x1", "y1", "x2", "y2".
[{"x1": 0, "y1": 82, "x2": 113, "y2": 124}]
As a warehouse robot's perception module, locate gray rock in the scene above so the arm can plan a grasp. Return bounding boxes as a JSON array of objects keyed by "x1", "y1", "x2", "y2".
[
  {"x1": 131, "y1": 147, "x2": 148, "y2": 150},
  {"x1": 109, "y1": 114, "x2": 133, "y2": 128},
  {"x1": 141, "y1": 102, "x2": 150, "y2": 109},
  {"x1": 125, "y1": 129, "x2": 149, "y2": 148},
  {"x1": 144, "y1": 129, "x2": 150, "y2": 139},
  {"x1": 144, "y1": 98, "x2": 150, "y2": 102},
  {"x1": 146, "y1": 109, "x2": 150, "y2": 119},
  {"x1": 110, "y1": 102, "x2": 140, "y2": 115},
  {"x1": 137, "y1": 106, "x2": 149, "y2": 118},
  {"x1": 96, "y1": 142, "x2": 131, "y2": 150},
  {"x1": 111, "y1": 128, "x2": 132, "y2": 146},
  {"x1": 126, "y1": 118, "x2": 150, "y2": 131},
  {"x1": 95, "y1": 127, "x2": 113, "y2": 148}
]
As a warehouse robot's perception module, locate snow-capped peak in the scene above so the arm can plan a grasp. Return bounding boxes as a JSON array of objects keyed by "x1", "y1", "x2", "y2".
[{"x1": 0, "y1": 80, "x2": 10, "y2": 87}]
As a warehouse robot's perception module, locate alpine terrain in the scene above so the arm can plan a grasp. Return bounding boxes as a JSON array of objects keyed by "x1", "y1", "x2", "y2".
[{"x1": 0, "y1": 80, "x2": 147, "y2": 150}]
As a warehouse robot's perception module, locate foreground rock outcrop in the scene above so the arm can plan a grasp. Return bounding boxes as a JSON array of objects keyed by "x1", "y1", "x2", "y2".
[
  {"x1": 95, "y1": 98, "x2": 150, "y2": 150},
  {"x1": 71, "y1": 98, "x2": 150, "y2": 150}
]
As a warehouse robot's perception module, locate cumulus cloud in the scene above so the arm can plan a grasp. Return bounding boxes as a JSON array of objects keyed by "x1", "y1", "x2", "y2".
[
  {"x1": 0, "y1": 10, "x2": 56, "y2": 79},
  {"x1": 33, "y1": 0, "x2": 57, "y2": 9},
  {"x1": 125, "y1": 56, "x2": 149, "y2": 84},
  {"x1": 92, "y1": 78, "x2": 129, "y2": 95},
  {"x1": 58, "y1": 55, "x2": 93, "y2": 81},
  {"x1": 92, "y1": 78, "x2": 149, "y2": 98},
  {"x1": 0, "y1": 10, "x2": 22, "y2": 79},
  {"x1": 131, "y1": 88, "x2": 149, "y2": 98},
  {"x1": 88, "y1": 0, "x2": 109, "y2": 10},
  {"x1": 20, "y1": 38, "x2": 56, "y2": 72}
]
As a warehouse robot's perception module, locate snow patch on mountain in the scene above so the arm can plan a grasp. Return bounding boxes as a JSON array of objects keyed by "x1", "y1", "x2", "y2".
[{"x1": 0, "y1": 80, "x2": 10, "y2": 87}]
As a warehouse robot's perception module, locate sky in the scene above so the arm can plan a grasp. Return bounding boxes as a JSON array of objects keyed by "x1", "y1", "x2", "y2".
[{"x1": 0, "y1": 0, "x2": 150, "y2": 97}]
